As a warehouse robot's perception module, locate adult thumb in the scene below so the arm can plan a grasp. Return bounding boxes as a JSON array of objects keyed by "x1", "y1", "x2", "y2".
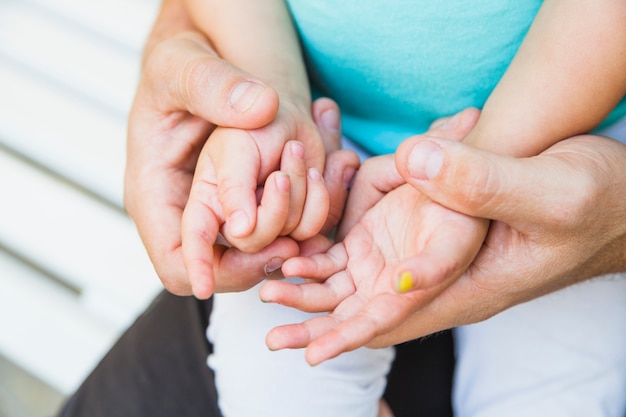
[
  {"x1": 395, "y1": 136, "x2": 543, "y2": 225},
  {"x1": 141, "y1": 32, "x2": 279, "y2": 129}
]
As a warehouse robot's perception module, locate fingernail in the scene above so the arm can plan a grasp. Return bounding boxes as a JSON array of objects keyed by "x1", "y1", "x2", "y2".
[
  {"x1": 320, "y1": 108, "x2": 340, "y2": 134},
  {"x1": 275, "y1": 172, "x2": 290, "y2": 192},
  {"x1": 227, "y1": 209, "x2": 250, "y2": 237},
  {"x1": 343, "y1": 167, "x2": 356, "y2": 189},
  {"x1": 396, "y1": 271, "x2": 414, "y2": 293},
  {"x1": 408, "y1": 140, "x2": 444, "y2": 180},
  {"x1": 229, "y1": 81, "x2": 265, "y2": 113},
  {"x1": 264, "y1": 257, "x2": 284, "y2": 276},
  {"x1": 440, "y1": 112, "x2": 462, "y2": 130},
  {"x1": 308, "y1": 167, "x2": 323, "y2": 182},
  {"x1": 290, "y1": 141, "x2": 305, "y2": 159}
]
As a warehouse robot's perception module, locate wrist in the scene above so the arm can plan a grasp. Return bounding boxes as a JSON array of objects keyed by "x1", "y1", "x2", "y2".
[
  {"x1": 142, "y1": 0, "x2": 198, "y2": 65},
  {"x1": 264, "y1": 72, "x2": 312, "y2": 114}
]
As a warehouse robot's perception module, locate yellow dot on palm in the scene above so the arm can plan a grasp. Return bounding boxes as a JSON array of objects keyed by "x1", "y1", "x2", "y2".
[{"x1": 397, "y1": 271, "x2": 414, "y2": 294}]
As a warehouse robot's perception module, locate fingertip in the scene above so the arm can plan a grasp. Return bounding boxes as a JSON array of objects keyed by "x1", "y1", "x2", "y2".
[
  {"x1": 258, "y1": 280, "x2": 278, "y2": 303},
  {"x1": 398, "y1": 139, "x2": 445, "y2": 182},
  {"x1": 265, "y1": 325, "x2": 310, "y2": 351},
  {"x1": 190, "y1": 272, "x2": 214, "y2": 300},
  {"x1": 312, "y1": 97, "x2": 342, "y2": 153},
  {"x1": 274, "y1": 171, "x2": 291, "y2": 193},
  {"x1": 427, "y1": 107, "x2": 480, "y2": 138},
  {"x1": 289, "y1": 167, "x2": 328, "y2": 241},
  {"x1": 394, "y1": 268, "x2": 439, "y2": 294},
  {"x1": 225, "y1": 209, "x2": 253, "y2": 238},
  {"x1": 305, "y1": 342, "x2": 338, "y2": 366},
  {"x1": 228, "y1": 81, "x2": 266, "y2": 113},
  {"x1": 396, "y1": 270, "x2": 416, "y2": 294},
  {"x1": 264, "y1": 330, "x2": 281, "y2": 351},
  {"x1": 305, "y1": 350, "x2": 322, "y2": 367},
  {"x1": 225, "y1": 80, "x2": 279, "y2": 128}
]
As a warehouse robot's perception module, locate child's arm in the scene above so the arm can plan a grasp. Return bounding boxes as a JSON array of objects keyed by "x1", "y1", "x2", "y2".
[
  {"x1": 185, "y1": 0, "x2": 311, "y2": 116},
  {"x1": 184, "y1": 0, "x2": 328, "y2": 245},
  {"x1": 258, "y1": 0, "x2": 626, "y2": 362},
  {"x1": 466, "y1": 0, "x2": 626, "y2": 156}
]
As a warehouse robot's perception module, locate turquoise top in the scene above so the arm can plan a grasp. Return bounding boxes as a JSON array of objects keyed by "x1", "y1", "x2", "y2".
[{"x1": 287, "y1": 0, "x2": 626, "y2": 155}]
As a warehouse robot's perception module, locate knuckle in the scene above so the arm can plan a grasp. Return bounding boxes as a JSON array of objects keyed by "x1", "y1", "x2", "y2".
[
  {"x1": 449, "y1": 161, "x2": 501, "y2": 212},
  {"x1": 178, "y1": 58, "x2": 211, "y2": 112},
  {"x1": 229, "y1": 237, "x2": 265, "y2": 254},
  {"x1": 218, "y1": 177, "x2": 248, "y2": 202},
  {"x1": 544, "y1": 175, "x2": 597, "y2": 229}
]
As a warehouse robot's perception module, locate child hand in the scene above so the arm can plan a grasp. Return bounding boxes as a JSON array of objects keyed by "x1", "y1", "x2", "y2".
[
  {"x1": 190, "y1": 96, "x2": 334, "y2": 248},
  {"x1": 260, "y1": 160, "x2": 488, "y2": 365},
  {"x1": 181, "y1": 98, "x2": 358, "y2": 297}
]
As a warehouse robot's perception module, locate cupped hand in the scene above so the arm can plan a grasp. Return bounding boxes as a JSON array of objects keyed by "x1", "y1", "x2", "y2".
[
  {"x1": 192, "y1": 97, "x2": 335, "y2": 254},
  {"x1": 182, "y1": 97, "x2": 358, "y2": 298},
  {"x1": 376, "y1": 120, "x2": 626, "y2": 346},
  {"x1": 125, "y1": 31, "x2": 280, "y2": 296},
  {"x1": 261, "y1": 158, "x2": 487, "y2": 365},
  {"x1": 124, "y1": 30, "x2": 357, "y2": 297}
]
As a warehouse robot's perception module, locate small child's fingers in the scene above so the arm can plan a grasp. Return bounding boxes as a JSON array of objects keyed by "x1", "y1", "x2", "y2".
[
  {"x1": 265, "y1": 314, "x2": 340, "y2": 352},
  {"x1": 279, "y1": 140, "x2": 308, "y2": 235},
  {"x1": 305, "y1": 294, "x2": 415, "y2": 365},
  {"x1": 260, "y1": 270, "x2": 354, "y2": 311},
  {"x1": 311, "y1": 97, "x2": 342, "y2": 154},
  {"x1": 212, "y1": 237, "x2": 299, "y2": 292},
  {"x1": 319, "y1": 150, "x2": 359, "y2": 236},
  {"x1": 288, "y1": 167, "x2": 329, "y2": 241},
  {"x1": 426, "y1": 107, "x2": 480, "y2": 141},
  {"x1": 281, "y1": 242, "x2": 349, "y2": 279},
  {"x1": 336, "y1": 155, "x2": 402, "y2": 241},
  {"x1": 297, "y1": 234, "x2": 335, "y2": 258},
  {"x1": 207, "y1": 128, "x2": 262, "y2": 239},
  {"x1": 223, "y1": 171, "x2": 290, "y2": 253},
  {"x1": 181, "y1": 181, "x2": 222, "y2": 299}
]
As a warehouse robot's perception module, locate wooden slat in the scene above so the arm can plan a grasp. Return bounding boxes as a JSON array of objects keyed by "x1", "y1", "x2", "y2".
[
  {"x1": 0, "y1": 0, "x2": 164, "y2": 395},
  {"x1": 0, "y1": 249, "x2": 122, "y2": 394},
  {"x1": 16, "y1": 0, "x2": 159, "y2": 52},
  {"x1": 0, "y1": 1, "x2": 142, "y2": 115},
  {"x1": 0, "y1": 63, "x2": 127, "y2": 207},
  {"x1": 0, "y1": 149, "x2": 162, "y2": 327}
]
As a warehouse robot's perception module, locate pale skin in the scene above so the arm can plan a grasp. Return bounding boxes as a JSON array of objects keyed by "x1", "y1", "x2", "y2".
[
  {"x1": 124, "y1": 0, "x2": 358, "y2": 298},
  {"x1": 263, "y1": 108, "x2": 626, "y2": 357},
  {"x1": 178, "y1": 0, "x2": 359, "y2": 298},
  {"x1": 260, "y1": 0, "x2": 626, "y2": 365},
  {"x1": 125, "y1": 0, "x2": 626, "y2": 413}
]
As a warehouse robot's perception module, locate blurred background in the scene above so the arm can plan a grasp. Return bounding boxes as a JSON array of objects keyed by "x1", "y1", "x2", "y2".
[{"x1": 0, "y1": 0, "x2": 165, "y2": 415}]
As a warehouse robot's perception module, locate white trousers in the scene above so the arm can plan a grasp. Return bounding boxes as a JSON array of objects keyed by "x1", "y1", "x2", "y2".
[
  {"x1": 208, "y1": 282, "x2": 394, "y2": 417},
  {"x1": 453, "y1": 274, "x2": 626, "y2": 417},
  {"x1": 208, "y1": 121, "x2": 626, "y2": 417}
]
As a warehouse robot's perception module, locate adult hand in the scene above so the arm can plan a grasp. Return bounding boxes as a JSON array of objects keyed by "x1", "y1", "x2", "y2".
[
  {"x1": 181, "y1": 95, "x2": 357, "y2": 298},
  {"x1": 371, "y1": 109, "x2": 626, "y2": 346},
  {"x1": 261, "y1": 111, "x2": 486, "y2": 364},
  {"x1": 124, "y1": 29, "x2": 356, "y2": 297},
  {"x1": 124, "y1": 30, "x2": 279, "y2": 296}
]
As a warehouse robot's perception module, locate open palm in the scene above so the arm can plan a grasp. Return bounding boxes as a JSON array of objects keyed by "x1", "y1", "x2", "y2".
[{"x1": 261, "y1": 183, "x2": 487, "y2": 365}]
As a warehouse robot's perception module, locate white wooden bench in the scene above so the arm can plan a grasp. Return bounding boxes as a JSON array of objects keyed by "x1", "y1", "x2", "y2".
[{"x1": 0, "y1": 0, "x2": 163, "y2": 395}]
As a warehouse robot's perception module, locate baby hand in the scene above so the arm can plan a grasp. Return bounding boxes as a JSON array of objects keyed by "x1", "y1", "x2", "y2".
[
  {"x1": 181, "y1": 98, "x2": 358, "y2": 297},
  {"x1": 261, "y1": 158, "x2": 488, "y2": 365}
]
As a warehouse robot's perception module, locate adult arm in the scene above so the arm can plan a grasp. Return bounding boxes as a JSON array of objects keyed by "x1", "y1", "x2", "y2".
[
  {"x1": 379, "y1": 116, "x2": 626, "y2": 346},
  {"x1": 124, "y1": 0, "x2": 356, "y2": 296}
]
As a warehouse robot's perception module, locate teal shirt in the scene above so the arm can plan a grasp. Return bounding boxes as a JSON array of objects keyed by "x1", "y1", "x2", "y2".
[{"x1": 287, "y1": 1, "x2": 626, "y2": 155}]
